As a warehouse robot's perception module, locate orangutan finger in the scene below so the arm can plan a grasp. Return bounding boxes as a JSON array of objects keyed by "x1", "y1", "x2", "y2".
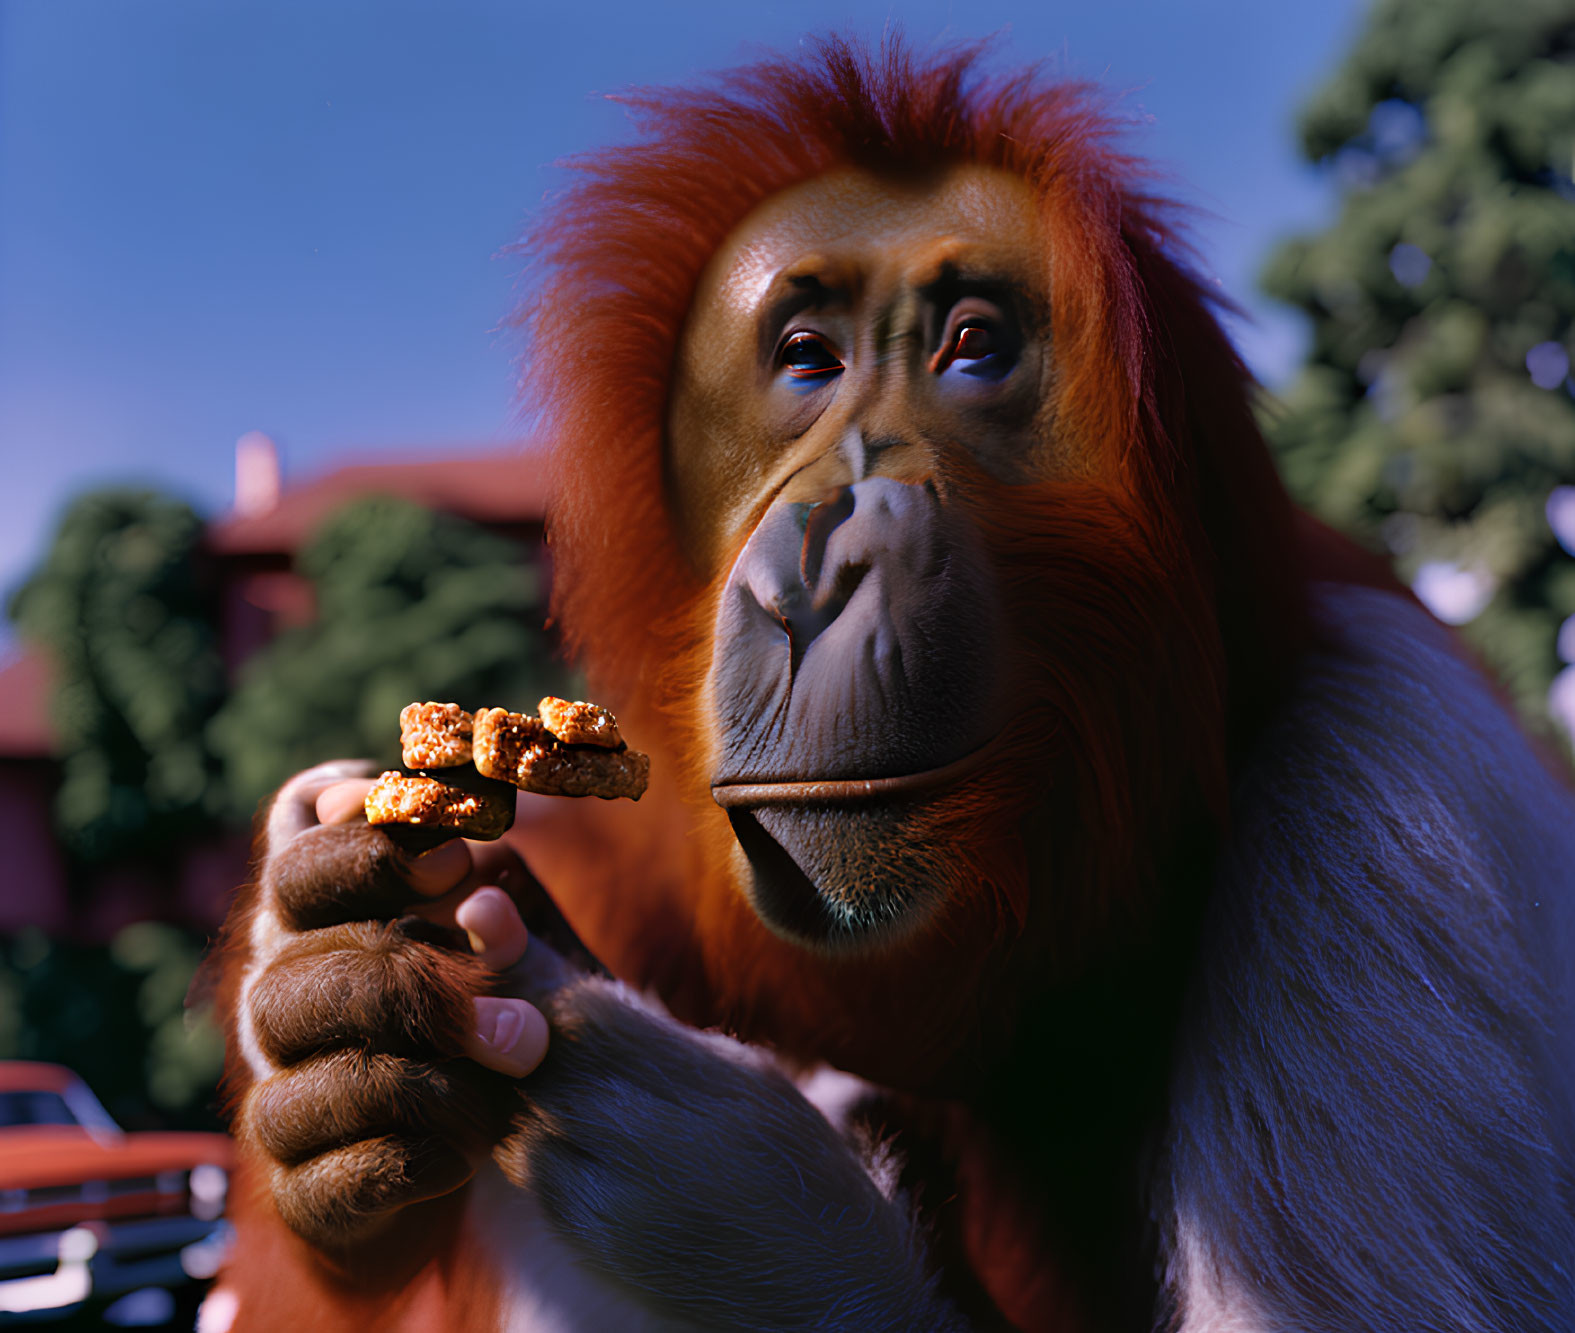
[
  {"x1": 464, "y1": 834, "x2": 535, "y2": 903},
  {"x1": 268, "y1": 1135, "x2": 475, "y2": 1247},
  {"x1": 249, "y1": 922, "x2": 489, "y2": 1067},
  {"x1": 265, "y1": 760, "x2": 378, "y2": 851},
  {"x1": 456, "y1": 887, "x2": 531, "y2": 971},
  {"x1": 244, "y1": 1049, "x2": 512, "y2": 1168},
  {"x1": 315, "y1": 778, "x2": 378, "y2": 827},
  {"x1": 264, "y1": 823, "x2": 470, "y2": 931}
]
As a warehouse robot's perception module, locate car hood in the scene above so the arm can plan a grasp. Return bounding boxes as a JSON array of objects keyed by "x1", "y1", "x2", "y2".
[{"x1": 0, "y1": 1127, "x2": 232, "y2": 1189}]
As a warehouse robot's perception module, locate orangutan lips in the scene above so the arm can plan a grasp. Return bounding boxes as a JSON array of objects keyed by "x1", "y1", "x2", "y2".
[{"x1": 711, "y1": 737, "x2": 995, "y2": 809}]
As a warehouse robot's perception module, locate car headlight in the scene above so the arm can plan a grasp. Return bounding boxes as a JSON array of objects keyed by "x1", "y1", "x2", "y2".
[
  {"x1": 57, "y1": 1226, "x2": 98, "y2": 1264},
  {"x1": 189, "y1": 1164, "x2": 228, "y2": 1220}
]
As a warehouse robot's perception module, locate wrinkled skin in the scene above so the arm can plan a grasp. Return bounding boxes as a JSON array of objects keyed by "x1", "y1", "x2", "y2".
[
  {"x1": 669, "y1": 165, "x2": 1065, "y2": 567},
  {"x1": 682, "y1": 166, "x2": 1057, "y2": 947}
]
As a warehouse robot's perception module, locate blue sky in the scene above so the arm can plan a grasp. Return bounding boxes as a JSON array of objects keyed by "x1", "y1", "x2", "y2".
[{"x1": 0, "y1": 0, "x2": 1369, "y2": 647}]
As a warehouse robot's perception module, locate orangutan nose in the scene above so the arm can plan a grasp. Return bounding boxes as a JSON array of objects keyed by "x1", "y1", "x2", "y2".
[
  {"x1": 709, "y1": 473, "x2": 1003, "y2": 786},
  {"x1": 737, "y1": 478, "x2": 931, "y2": 664}
]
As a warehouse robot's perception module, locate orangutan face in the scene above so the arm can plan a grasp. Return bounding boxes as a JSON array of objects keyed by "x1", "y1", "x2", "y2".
[{"x1": 666, "y1": 165, "x2": 1060, "y2": 950}]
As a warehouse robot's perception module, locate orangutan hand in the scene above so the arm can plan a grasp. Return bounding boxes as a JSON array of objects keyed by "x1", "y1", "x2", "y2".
[{"x1": 227, "y1": 760, "x2": 550, "y2": 1245}]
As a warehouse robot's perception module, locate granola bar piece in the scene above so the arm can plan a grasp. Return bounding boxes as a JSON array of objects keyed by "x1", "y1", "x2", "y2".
[
  {"x1": 514, "y1": 742, "x2": 650, "y2": 800},
  {"x1": 472, "y1": 707, "x2": 547, "y2": 780},
  {"x1": 400, "y1": 702, "x2": 473, "y2": 770},
  {"x1": 537, "y1": 696, "x2": 624, "y2": 750},
  {"x1": 364, "y1": 768, "x2": 515, "y2": 844},
  {"x1": 474, "y1": 706, "x2": 649, "y2": 801}
]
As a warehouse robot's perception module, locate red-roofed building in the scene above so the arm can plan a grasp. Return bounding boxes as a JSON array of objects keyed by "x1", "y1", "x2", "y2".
[
  {"x1": 0, "y1": 439, "x2": 549, "y2": 941},
  {"x1": 0, "y1": 649, "x2": 69, "y2": 935},
  {"x1": 210, "y1": 450, "x2": 550, "y2": 557},
  {"x1": 0, "y1": 649, "x2": 53, "y2": 760}
]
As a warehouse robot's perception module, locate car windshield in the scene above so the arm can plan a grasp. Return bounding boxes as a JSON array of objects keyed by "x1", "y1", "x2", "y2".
[{"x1": 0, "y1": 1090, "x2": 80, "y2": 1128}]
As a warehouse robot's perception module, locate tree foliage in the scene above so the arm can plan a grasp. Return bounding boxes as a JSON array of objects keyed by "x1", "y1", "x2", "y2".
[
  {"x1": 209, "y1": 493, "x2": 560, "y2": 815},
  {"x1": 1261, "y1": 0, "x2": 1575, "y2": 739},
  {"x1": 7, "y1": 491, "x2": 227, "y2": 861},
  {"x1": 6, "y1": 487, "x2": 557, "y2": 1135},
  {"x1": 0, "y1": 924, "x2": 224, "y2": 1131}
]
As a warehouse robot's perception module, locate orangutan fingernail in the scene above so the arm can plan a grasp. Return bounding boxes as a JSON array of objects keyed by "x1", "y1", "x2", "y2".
[
  {"x1": 405, "y1": 838, "x2": 469, "y2": 894},
  {"x1": 469, "y1": 998, "x2": 549, "y2": 1078},
  {"x1": 476, "y1": 998, "x2": 524, "y2": 1053}
]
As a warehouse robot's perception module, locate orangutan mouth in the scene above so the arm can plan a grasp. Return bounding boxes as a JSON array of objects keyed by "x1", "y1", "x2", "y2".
[{"x1": 710, "y1": 739, "x2": 996, "y2": 809}]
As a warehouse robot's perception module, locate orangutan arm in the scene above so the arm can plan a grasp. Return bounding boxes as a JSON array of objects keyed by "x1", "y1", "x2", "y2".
[{"x1": 217, "y1": 764, "x2": 966, "y2": 1332}]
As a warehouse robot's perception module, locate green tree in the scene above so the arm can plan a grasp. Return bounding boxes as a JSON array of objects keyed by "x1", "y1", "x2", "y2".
[
  {"x1": 209, "y1": 493, "x2": 561, "y2": 814},
  {"x1": 0, "y1": 924, "x2": 224, "y2": 1131},
  {"x1": 7, "y1": 491, "x2": 227, "y2": 861},
  {"x1": 1261, "y1": 0, "x2": 1575, "y2": 740}
]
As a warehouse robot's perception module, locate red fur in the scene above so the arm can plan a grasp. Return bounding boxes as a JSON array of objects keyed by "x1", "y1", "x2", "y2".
[{"x1": 215, "y1": 1168, "x2": 504, "y2": 1333}]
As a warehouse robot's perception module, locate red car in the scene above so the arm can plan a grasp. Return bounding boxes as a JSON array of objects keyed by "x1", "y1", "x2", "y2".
[{"x1": 0, "y1": 1062, "x2": 232, "y2": 1324}]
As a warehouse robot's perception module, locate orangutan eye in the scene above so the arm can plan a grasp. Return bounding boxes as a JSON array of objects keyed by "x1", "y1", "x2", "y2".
[
  {"x1": 931, "y1": 306, "x2": 1014, "y2": 381},
  {"x1": 943, "y1": 321, "x2": 997, "y2": 366},
  {"x1": 779, "y1": 332, "x2": 844, "y2": 380}
]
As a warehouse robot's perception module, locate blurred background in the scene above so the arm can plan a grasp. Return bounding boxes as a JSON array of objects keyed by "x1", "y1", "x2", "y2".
[{"x1": 1, "y1": 0, "x2": 1572, "y2": 1323}]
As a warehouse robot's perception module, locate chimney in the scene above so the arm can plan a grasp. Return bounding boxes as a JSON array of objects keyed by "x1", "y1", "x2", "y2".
[{"x1": 234, "y1": 431, "x2": 280, "y2": 517}]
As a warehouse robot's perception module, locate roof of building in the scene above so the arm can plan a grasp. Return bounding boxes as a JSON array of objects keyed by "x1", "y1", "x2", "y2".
[
  {"x1": 0, "y1": 649, "x2": 54, "y2": 759},
  {"x1": 207, "y1": 448, "x2": 550, "y2": 555},
  {"x1": 2, "y1": 447, "x2": 553, "y2": 760}
]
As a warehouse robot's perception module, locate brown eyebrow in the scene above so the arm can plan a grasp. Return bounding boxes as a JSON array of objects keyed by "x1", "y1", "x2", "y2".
[
  {"x1": 916, "y1": 250, "x2": 1040, "y2": 294},
  {"x1": 910, "y1": 253, "x2": 1048, "y2": 343},
  {"x1": 764, "y1": 268, "x2": 852, "y2": 316},
  {"x1": 756, "y1": 267, "x2": 855, "y2": 365}
]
